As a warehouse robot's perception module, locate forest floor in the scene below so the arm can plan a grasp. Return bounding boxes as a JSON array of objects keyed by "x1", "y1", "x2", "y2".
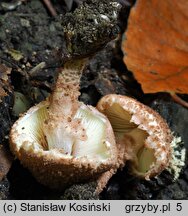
[{"x1": 0, "y1": 0, "x2": 188, "y2": 200}]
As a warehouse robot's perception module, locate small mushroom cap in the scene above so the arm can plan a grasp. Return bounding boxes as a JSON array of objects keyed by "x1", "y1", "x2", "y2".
[
  {"x1": 97, "y1": 94, "x2": 173, "y2": 180},
  {"x1": 9, "y1": 100, "x2": 117, "y2": 189}
]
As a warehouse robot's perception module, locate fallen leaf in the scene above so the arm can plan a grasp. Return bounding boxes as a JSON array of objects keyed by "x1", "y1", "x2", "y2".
[
  {"x1": 0, "y1": 87, "x2": 7, "y2": 99},
  {"x1": 0, "y1": 64, "x2": 12, "y2": 100},
  {"x1": 122, "y1": 0, "x2": 188, "y2": 93},
  {"x1": 0, "y1": 64, "x2": 13, "y2": 143},
  {"x1": 6, "y1": 49, "x2": 24, "y2": 61},
  {"x1": 0, "y1": 145, "x2": 13, "y2": 181}
]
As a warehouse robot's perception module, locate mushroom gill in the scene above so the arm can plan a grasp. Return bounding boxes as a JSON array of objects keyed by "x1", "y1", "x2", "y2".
[
  {"x1": 11, "y1": 100, "x2": 114, "y2": 161},
  {"x1": 97, "y1": 94, "x2": 173, "y2": 180}
]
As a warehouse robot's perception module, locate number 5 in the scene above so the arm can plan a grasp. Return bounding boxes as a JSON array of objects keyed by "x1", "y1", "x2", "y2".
[{"x1": 176, "y1": 203, "x2": 182, "y2": 211}]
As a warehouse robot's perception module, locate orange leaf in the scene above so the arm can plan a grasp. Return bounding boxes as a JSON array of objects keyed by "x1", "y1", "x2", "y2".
[{"x1": 122, "y1": 0, "x2": 188, "y2": 93}]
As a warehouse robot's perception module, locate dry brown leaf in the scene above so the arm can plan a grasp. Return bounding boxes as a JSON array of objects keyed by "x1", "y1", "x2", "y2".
[
  {"x1": 122, "y1": 0, "x2": 188, "y2": 93},
  {"x1": 0, "y1": 64, "x2": 12, "y2": 100},
  {"x1": 0, "y1": 145, "x2": 13, "y2": 181}
]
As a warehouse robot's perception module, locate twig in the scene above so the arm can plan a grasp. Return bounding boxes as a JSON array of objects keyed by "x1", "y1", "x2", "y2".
[
  {"x1": 29, "y1": 62, "x2": 46, "y2": 77},
  {"x1": 42, "y1": 0, "x2": 57, "y2": 17},
  {"x1": 170, "y1": 92, "x2": 188, "y2": 109}
]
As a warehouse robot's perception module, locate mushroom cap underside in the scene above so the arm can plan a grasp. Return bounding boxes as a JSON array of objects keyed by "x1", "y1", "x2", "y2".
[
  {"x1": 97, "y1": 94, "x2": 173, "y2": 179},
  {"x1": 9, "y1": 100, "x2": 117, "y2": 189}
]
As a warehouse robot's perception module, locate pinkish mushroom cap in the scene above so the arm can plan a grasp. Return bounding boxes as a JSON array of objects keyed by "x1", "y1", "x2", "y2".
[{"x1": 97, "y1": 94, "x2": 173, "y2": 180}]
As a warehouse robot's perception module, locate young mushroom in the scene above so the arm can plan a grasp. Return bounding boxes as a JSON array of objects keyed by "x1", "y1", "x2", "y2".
[
  {"x1": 97, "y1": 94, "x2": 173, "y2": 180},
  {"x1": 9, "y1": 0, "x2": 122, "y2": 189}
]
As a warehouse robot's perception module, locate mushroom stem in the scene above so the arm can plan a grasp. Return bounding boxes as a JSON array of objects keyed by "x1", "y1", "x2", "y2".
[
  {"x1": 49, "y1": 58, "x2": 88, "y2": 116},
  {"x1": 43, "y1": 58, "x2": 89, "y2": 152}
]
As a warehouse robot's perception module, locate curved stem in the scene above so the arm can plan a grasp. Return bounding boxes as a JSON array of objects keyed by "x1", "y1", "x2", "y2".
[
  {"x1": 170, "y1": 92, "x2": 188, "y2": 109},
  {"x1": 43, "y1": 0, "x2": 57, "y2": 17}
]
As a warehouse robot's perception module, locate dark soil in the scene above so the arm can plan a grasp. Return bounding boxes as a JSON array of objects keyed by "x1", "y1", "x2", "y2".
[{"x1": 0, "y1": 0, "x2": 187, "y2": 200}]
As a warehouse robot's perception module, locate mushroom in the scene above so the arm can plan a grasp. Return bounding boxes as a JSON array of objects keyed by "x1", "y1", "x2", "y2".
[
  {"x1": 9, "y1": 0, "x2": 121, "y2": 189},
  {"x1": 10, "y1": 59, "x2": 118, "y2": 189},
  {"x1": 97, "y1": 94, "x2": 173, "y2": 180}
]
